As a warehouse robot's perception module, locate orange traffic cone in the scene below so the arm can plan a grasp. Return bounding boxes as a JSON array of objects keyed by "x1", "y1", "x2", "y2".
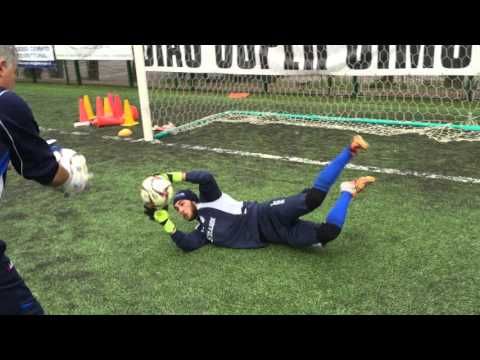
[
  {"x1": 104, "y1": 97, "x2": 113, "y2": 117},
  {"x1": 78, "y1": 97, "x2": 89, "y2": 122},
  {"x1": 113, "y1": 94, "x2": 123, "y2": 118},
  {"x1": 96, "y1": 96, "x2": 104, "y2": 118},
  {"x1": 92, "y1": 116, "x2": 124, "y2": 128},
  {"x1": 83, "y1": 95, "x2": 95, "y2": 120},
  {"x1": 107, "y1": 93, "x2": 115, "y2": 112},
  {"x1": 131, "y1": 105, "x2": 139, "y2": 121},
  {"x1": 228, "y1": 92, "x2": 250, "y2": 100},
  {"x1": 122, "y1": 99, "x2": 139, "y2": 127}
]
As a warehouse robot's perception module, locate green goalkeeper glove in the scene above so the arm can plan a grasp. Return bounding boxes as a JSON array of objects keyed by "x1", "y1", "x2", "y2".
[
  {"x1": 160, "y1": 172, "x2": 184, "y2": 184},
  {"x1": 154, "y1": 209, "x2": 177, "y2": 235}
]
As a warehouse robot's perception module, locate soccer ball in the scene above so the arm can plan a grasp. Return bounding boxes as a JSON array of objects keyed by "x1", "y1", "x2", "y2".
[{"x1": 140, "y1": 175, "x2": 174, "y2": 208}]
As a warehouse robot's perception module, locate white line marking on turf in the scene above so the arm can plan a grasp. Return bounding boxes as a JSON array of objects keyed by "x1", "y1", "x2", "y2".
[
  {"x1": 39, "y1": 128, "x2": 480, "y2": 185},
  {"x1": 159, "y1": 142, "x2": 480, "y2": 184}
]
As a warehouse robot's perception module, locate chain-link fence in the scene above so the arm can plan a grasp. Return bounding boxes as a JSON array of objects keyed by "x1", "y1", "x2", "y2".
[
  {"x1": 16, "y1": 60, "x2": 136, "y2": 87},
  {"x1": 13, "y1": 44, "x2": 479, "y2": 103},
  {"x1": 17, "y1": 60, "x2": 478, "y2": 103}
]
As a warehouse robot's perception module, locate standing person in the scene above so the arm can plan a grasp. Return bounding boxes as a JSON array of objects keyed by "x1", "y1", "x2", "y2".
[{"x1": 0, "y1": 45, "x2": 91, "y2": 315}]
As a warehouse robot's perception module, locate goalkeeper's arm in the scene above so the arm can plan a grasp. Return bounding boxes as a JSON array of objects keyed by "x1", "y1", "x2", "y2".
[
  {"x1": 146, "y1": 208, "x2": 208, "y2": 252},
  {"x1": 161, "y1": 170, "x2": 221, "y2": 202},
  {"x1": 50, "y1": 163, "x2": 70, "y2": 187},
  {"x1": 171, "y1": 229, "x2": 209, "y2": 252},
  {"x1": 49, "y1": 141, "x2": 92, "y2": 195},
  {"x1": 159, "y1": 171, "x2": 185, "y2": 183},
  {"x1": 184, "y1": 171, "x2": 221, "y2": 202},
  {"x1": 50, "y1": 162, "x2": 87, "y2": 194}
]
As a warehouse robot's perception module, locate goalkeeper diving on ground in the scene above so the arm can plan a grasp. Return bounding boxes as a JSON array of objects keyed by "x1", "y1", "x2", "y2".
[{"x1": 143, "y1": 135, "x2": 376, "y2": 252}]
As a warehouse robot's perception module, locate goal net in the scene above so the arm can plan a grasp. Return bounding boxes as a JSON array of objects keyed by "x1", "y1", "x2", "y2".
[{"x1": 133, "y1": 45, "x2": 480, "y2": 143}]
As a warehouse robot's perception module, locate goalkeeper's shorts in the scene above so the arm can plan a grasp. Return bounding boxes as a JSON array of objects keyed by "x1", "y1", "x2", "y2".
[{"x1": 0, "y1": 240, "x2": 45, "y2": 315}]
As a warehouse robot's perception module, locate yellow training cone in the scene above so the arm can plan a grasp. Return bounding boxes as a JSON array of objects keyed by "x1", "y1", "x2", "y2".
[
  {"x1": 104, "y1": 97, "x2": 113, "y2": 117},
  {"x1": 83, "y1": 95, "x2": 95, "y2": 120},
  {"x1": 122, "y1": 99, "x2": 139, "y2": 127}
]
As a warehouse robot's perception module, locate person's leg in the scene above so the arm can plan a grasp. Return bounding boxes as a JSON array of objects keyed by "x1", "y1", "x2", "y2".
[
  {"x1": 284, "y1": 176, "x2": 376, "y2": 248},
  {"x1": 315, "y1": 176, "x2": 376, "y2": 247},
  {"x1": 283, "y1": 219, "x2": 338, "y2": 248},
  {"x1": 261, "y1": 191, "x2": 319, "y2": 228},
  {"x1": 259, "y1": 135, "x2": 370, "y2": 237},
  {"x1": 312, "y1": 135, "x2": 369, "y2": 193},
  {"x1": 0, "y1": 241, "x2": 45, "y2": 315},
  {"x1": 306, "y1": 135, "x2": 368, "y2": 216},
  {"x1": 262, "y1": 136, "x2": 369, "y2": 228}
]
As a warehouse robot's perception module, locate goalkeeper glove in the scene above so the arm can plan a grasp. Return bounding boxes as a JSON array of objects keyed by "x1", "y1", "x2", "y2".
[
  {"x1": 160, "y1": 172, "x2": 184, "y2": 184},
  {"x1": 48, "y1": 139, "x2": 92, "y2": 196},
  {"x1": 153, "y1": 209, "x2": 177, "y2": 235},
  {"x1": 144, "y1": 204, "x2": 156, "y2": 221}
]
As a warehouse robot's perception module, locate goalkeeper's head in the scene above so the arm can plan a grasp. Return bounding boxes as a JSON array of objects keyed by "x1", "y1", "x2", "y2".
[
  {"x1": 173, "y1": 189, "x2": 199, "y2": 221},
  {"x1": 0, "y1": 46, "x2": 18, "y2": 90}
]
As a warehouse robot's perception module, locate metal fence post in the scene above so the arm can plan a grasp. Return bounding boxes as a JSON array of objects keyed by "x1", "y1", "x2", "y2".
[
  {"x1": 64, "y1": 60, "x2": 70, "y2": 85},
  {"x1": 74, "y1": 60, "x2": 82, "y2": 85},
  {"x1": 465, "y1": 76, "x2": 474, "y2": 102},
  {"x1": 126, "y1": 60, "x2": 134, "y2": 87},
  {"x1": 327, "y1": 76, "x2": 333, "y2": 96},
  {"x1": 32, "y1": 69, "x2": 38, "y2": 83}
]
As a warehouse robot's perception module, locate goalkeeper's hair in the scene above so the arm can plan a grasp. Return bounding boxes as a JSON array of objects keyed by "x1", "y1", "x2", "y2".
[
  {"x1": 0, "y1": 46, "x2": 18, "y2": 66},
  {"x1": 173, "y1": 189, "x2": 199, "y2": 205}
]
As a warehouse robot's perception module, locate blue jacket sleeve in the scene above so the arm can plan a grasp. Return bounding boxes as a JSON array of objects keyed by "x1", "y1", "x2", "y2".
[
  {"x1": 171, "y1": 229, "x2": 209, "y2": 252},
  {"x1": 0, "y1": 91, "x2": 58, "y2": 185},
  {"x1": 185, "y1": 170, "x2": 222, "y2": 202}
]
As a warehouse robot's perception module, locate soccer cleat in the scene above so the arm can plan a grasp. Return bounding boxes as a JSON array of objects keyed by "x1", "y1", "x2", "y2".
[
  {"x1": 340, "y1": 176, "x2": 376, "y2": 197},
  {"x1": 350, "y1": 135, "x2": 369, "y2": 155}
]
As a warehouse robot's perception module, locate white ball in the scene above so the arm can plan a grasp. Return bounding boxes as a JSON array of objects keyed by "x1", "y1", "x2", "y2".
[{"x1": 140, "y1": 175, "x2": 174, "y2": 208}]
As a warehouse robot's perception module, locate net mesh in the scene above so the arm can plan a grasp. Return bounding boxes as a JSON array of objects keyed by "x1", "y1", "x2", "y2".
[{"x1": 144, "y1": 61, "x2": 480, "y2": 143}]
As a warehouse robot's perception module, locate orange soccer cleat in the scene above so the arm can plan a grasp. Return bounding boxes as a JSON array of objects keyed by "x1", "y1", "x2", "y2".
[
  {"x1": 350, "y1": 134, "x2": 369, "y2": 155},
  {"x1": 340, "y1": 176, "x2": 376, "y2": 197}
]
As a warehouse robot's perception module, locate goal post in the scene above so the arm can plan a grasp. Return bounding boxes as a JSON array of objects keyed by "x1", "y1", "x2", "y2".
[
  {"x1": 133, "y1": 45, "x2": 480, "y2": 143},
  {"x1": 133, "y1": 45, "x2": 154, "y2": 141}
]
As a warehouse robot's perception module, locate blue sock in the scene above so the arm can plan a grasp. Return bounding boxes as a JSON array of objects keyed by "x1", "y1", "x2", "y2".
[
  {"x1": 326, "y1": 192, "x2": 353, "y2": 228},
  {"x1": 313, "y1": 147, "x2": 352, "y2": 192}
]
